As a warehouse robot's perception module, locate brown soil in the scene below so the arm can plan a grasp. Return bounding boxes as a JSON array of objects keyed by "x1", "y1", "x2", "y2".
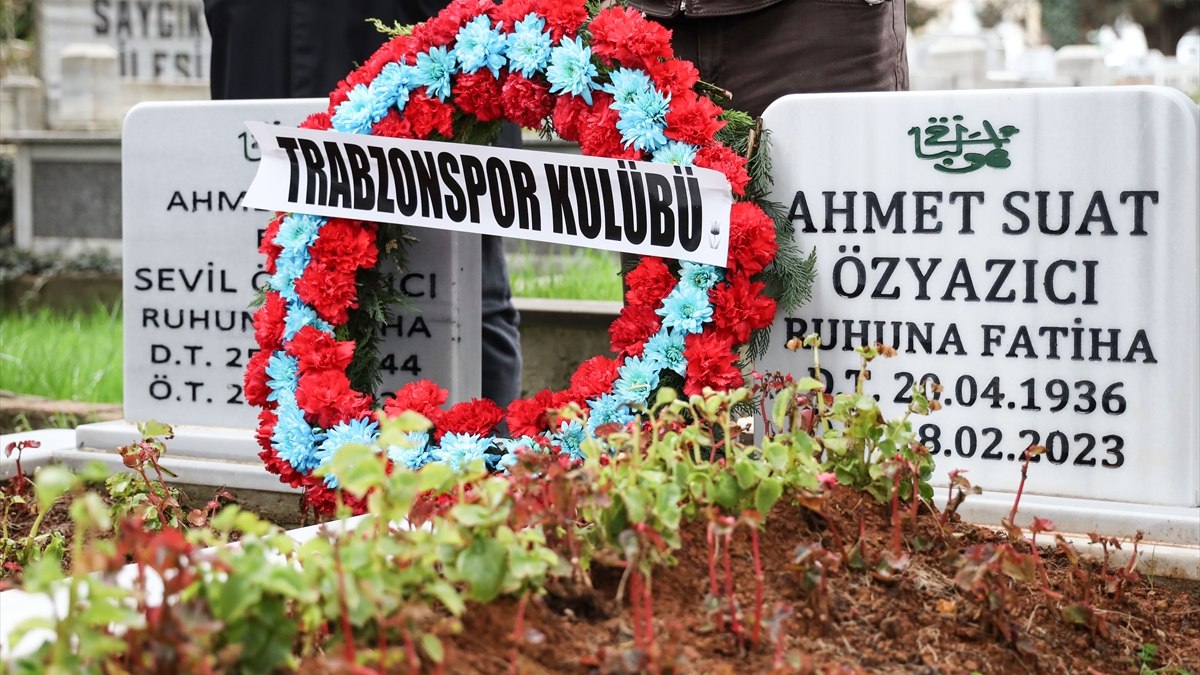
[{"x1": 445, "y1": 488, "x2": 1200, "y2": 674}]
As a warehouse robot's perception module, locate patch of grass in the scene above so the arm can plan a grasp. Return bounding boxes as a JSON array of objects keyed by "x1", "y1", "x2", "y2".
[
  {"x1": 0, "y1": 303, "x2": 122, "y2": 403},
  {"x1": 507, "y1": 244, "x2": 623, "y2": 302}
]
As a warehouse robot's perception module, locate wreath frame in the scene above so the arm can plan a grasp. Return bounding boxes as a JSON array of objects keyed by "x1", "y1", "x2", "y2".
[{"x1": 246, "y1": 0, "x2": 814, "y2": 513}]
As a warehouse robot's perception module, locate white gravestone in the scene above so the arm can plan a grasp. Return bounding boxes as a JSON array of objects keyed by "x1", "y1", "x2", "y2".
[
  {"x1": 75, "y1": 99, "x2": 480, "y2": 460},
  {"x1": 757, "y1": 88, "x2": 1199, "y2": 552}
]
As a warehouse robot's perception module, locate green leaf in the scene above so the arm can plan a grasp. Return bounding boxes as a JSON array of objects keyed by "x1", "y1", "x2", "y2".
[
  {"x1": 654, "y1": 387, "x2": 678, "y2": 407},
  {"x1": 621, "y1": 489, "x2": 647, "y2": 524},
  {"x1": 456, "y1": 536, "x2": 506, "y2": 603},
  {"x1": 417, "y1": 462, "x2": 456, "y2": 493},
  {"x1": 713, "y1": 472, "x2": 739, "y2": 510},
  {"x1": 1060, "y1": 604, "x2": 1091, "y2": 625},
  {"x1": 763, "y1": 440, "x2": 789, "y2": 472},
  {"x1": 138, "y1": 419, "x2": 174, "y2": 439},
  {"x1": 796, "y1": 376, "x2": 824, "y2": 392},
  {"x1": 321, "y1": 443, "x2": 385, "y2": 497},
  {"x1": 34, "y1": 465, "x2": 77, "y2": 513},
  {"x1": 421, "y1": 633, "x2": 445, "y2": 663},
  {"x1": 734, "y1": 458, "x2": 759, "y2": 490},
  {"x1": 425, "y1": 580, "x2": 466, "y2": 615},
  {"x1": 754, "y1": 477, "x2": 783, "y2": 515}
]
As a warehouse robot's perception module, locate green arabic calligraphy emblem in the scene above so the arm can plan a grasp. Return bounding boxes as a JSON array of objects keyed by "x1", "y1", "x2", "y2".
[{"x1": 908, "y1": 115, "x2": 1020, "y2": 174}]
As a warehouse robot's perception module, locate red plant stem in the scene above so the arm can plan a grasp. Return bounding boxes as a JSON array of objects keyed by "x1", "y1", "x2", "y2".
[
  {"x1": 331, "y1": 539, "x2": 357, "y2": 665},
  {"x1": 890, "y1": 471, "x2": 903, "y2": 557},
  {"x1": 1008, "y1": 446, "x2": 1035, "y2": 523},
  {"x1": 759, "y1": 396, "x2": 773, "y2": 438},
  {"x1": 642, "y1": 573, "x2": 655, "y2": 650},
  {"x1": 401, "y1": 626, "x2": 420, "y2": 675},
  {"x1": 910, "y1": 473, "x2": 920, "y2": 522},
  {"x1": 723, "y1": 529, "x2": 741, "y2": 639},
  {"x1": 509, "y1": 591, "x2": 529, "y2": 675},
  {"x1": 751, "y1": 525, "x2": 764, "y2": 646},
  {"x1": 707, "y1": 521, "x2": 720, "y2": 600}
]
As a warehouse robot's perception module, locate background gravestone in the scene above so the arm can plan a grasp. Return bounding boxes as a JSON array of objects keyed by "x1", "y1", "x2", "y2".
[
  {"x1": 756, "y1": 87, "x2": 1198, "y2": 543},
  {"x1": 75, "y1": 99, "x2": 480, "y2": 459}
]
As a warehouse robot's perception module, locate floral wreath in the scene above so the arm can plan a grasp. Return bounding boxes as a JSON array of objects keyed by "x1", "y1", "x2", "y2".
[{"x1": 246, "y1": 0, "x2": 812, "y2": 514}]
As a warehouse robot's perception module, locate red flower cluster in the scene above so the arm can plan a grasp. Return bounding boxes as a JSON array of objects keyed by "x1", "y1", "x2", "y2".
[{"x1": 383, "y1": 381, "x2": 505, "y2": 442}]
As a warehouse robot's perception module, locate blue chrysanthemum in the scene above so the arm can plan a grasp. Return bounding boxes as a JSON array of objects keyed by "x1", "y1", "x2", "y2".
[
  {"x1": 273, "y1": 400, "x2": 325, "y2": 472},
  {"x1": 657, "y1": 284, "x2": 713, "y2": 334},
  {"x1": 651, "y1": 141, "x2": 698, "y2": 166},
  {"x1": 506, "y1": 14, "x2": 552, "y2": 77},
  {"x1": 644, "y1": 329, "x2": 687, "y2": 376},
  {"x1": 332, "y1": 84, "x2": 385, "y2": 134},
  {"x1": 552, "y1": 419, "x2": 587, "y2": 462},
  {"x1": 275, "y1": 213, "x2": 324, "y2": 251},
  {"x1": 269, "y1": 252, "x2": 308, "y2": 302},
  {"x1": 387, "y1": 431, "x2": 434, "y2": 471},
  {"x1": 585, "y1": 393, "x2": 635, "y2": 437},
  {"x1": 615, "y1": 87, "x2": 670, "y2": 152},
  {"x1": 455, "y1": 15, "x2": 508, "y2": 77},
  {"x1": 283, "y1": 303, "x2": 333, "y2": 341},
  {"x1": 613, "y1": 355, "x2": 660, "y2": 405},
  {"x1": 415, "y1": 46, "x2": 458, "y2": 101},
  {"x1": 679, "y1": 261, "x2": 723, "y2": 291},
  {"x1": 314, "y1": 418, "x2": 380, "y2": 487},
  {"x1": 603, "y1": 67, "x2": 654, "y2": 108},
  {"x1": 370, "y1": 61, "x2": 419, "y2": 113},
  {"x1": 264, "y1": 351, "x2": 299, "y2": 402},
  {"x1": 434, "y1": 432, "x2": 492, "y2": 472},
  {"x1": 546, "y1": 36, "x2": 598, "y2": 104}
]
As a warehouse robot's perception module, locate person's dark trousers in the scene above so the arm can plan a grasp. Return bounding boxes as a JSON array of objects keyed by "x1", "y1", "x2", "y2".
[{"x1": 205, "y1": 0, "x2": 523, "y2": 411}]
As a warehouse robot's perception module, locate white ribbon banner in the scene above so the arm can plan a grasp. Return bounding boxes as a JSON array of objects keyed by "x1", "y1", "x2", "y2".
[{"x1": 243, "y1": 122, "x2": 733, "y2": 267}]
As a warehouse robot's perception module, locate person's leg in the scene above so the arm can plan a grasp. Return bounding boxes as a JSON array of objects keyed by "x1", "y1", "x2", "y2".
[{"x1": 481, "y1": 122, "x2": 524, "y2": 411}]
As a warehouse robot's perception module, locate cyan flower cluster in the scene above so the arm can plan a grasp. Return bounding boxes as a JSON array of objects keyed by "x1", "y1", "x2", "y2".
[
  {"x1": 612, "y1": 261, "x2": 720, "y2": 405},
  {"x1": 387, "y1": 431, "x2": 434, "y2": 471},
  {"x1": 314, "y1": 418, "x2": 381, "y2": 487}
]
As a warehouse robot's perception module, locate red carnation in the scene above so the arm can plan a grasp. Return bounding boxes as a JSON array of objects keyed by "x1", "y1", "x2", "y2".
[
  {"x1": 727, "y1": 202, "x2": 777, "y2": 276},
  {"x1": 647, "y1": 59, "x2": 701, "y2": 100},
  {"x1": 253, "y1": 292, "x2": 286, "y2": 350},
  {"x1": 256, "y1": 408, "x2": 278, "y2": 452},
  {"x1": 384, "y1": 380, "x2": 449, "y2": 425},
  {"x1": 609, "y1": 304, "x2": 661, "y2": 358},
  {"x1": 259, "y1": 445, "x2": 307, "y2": 488},
  {"x1": 695, "y1": 144, "x2": 750, "y2": 196},
  {"x1": 569, "y1": 355, "x2": 620, "y2": 400},
  {"x1": 437, "y1": 397, "x2": 505, "y2": 440},
  {"x1": 373, "y1": 109, "x2": 416, "y2": 139},
  {"x1": 364, "y1": 35, "x2": 420, "y2": 74},
  {"x1": 452, "y1": 71, "x2": 504, "y2": 122},
  {"x1": 406, "y1": 91, "x2": 456, "y2": 139},
  {"x1": 710, "y1": 273, "x2": 777, "y2": 345},
  {"x1": 552, "y1": 95, "x2": 591, "y2": 142},
  {"x1": 244, "y1": 349, "x2": 274, "y2": 407},
  {"x1": 259, "y1": 215, "x2": 283, "y2": 274},
  {"x1": 502, "y1": 74, "x2": 555, "y2": 129},
  {"x1": 665, "y1": 93, "x2": 727, "y2": 147},
  {"x1": 492, "y1": 0, "x2": 537, "y2": 30},
  {"x1": 588, "y1": 6, "x2": 672, "y2": 70},
  {"x1": 683, "y1": 331, "x2": 743, "y2": 396},
  {"x1": 309, "y1": 218, "x2": 378, "y2": 271},
  {"x1": 295, "y1": 261, "x2": 359, "y2": 326},
  {"x1": 506, "y1": 388, "x2": 556, "y2": 437},
  {"x1": 551, "y1": 389, "x2": 586, "y2": 412},
  {"x1": 300, "y1": 110, "x2": 333, "y2": 131},
  {"x1": 535, "y1": 0, "x2": 588, "y2": 40},
  {"x1": 291, "y1": 326, "x2": 356, "y2": 374},
  {"x1": 624, "y1": 257, "x2": 676, "y2": 308},
  {"x1": 295, "y1": 370, "x2": 359, "y2": 429}
]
